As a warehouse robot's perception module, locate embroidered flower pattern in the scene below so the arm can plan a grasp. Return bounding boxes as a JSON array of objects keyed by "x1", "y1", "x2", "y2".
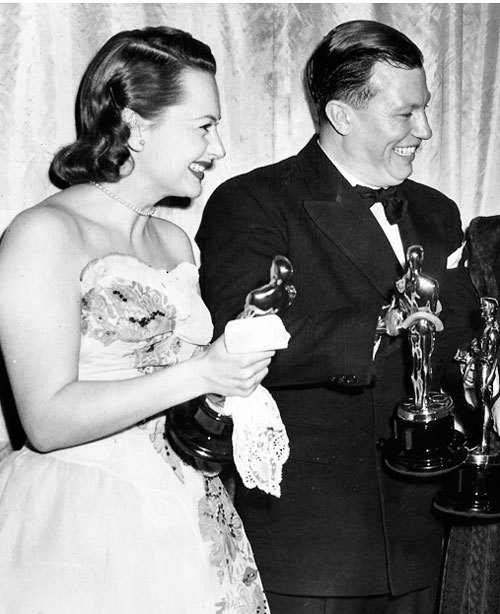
[
  {"x1": 82, "y1": 277, "x2": 176, "y2": 336},
  {"x1": 199, "y1": 478, "x2": 244, "y2": 566},
  {"x1": 81, "y1": 278, "x2": 188, "y2": 373},
  {"x1": 199, "y1": 477, "x2": 268, "y2": 612}
]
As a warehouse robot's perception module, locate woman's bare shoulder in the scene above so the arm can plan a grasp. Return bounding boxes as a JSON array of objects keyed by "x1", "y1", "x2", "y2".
[
  {"x1": 0, "y1": 194, "x2": 86, "y2": 273},
  {"x1": 4, "y1": 193, "x2": 81, "y2": 237},
  {"x1": 152, "y1": 216, "x2": 195, "y2": 264}
]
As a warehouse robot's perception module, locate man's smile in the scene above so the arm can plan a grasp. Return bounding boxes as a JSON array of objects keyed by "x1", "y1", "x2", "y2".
[{"x1": 394, "y1": 145, "x2": 418, "y2": 157}]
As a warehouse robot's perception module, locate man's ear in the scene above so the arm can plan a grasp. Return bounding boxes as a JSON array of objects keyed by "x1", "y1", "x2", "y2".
[{"x1": 325, "y1": 100, "x2": 352, "y2": 136}]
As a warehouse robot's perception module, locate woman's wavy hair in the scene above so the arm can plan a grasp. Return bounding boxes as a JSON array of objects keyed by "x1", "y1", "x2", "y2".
[
  {"x1": 305, "y1": 20, "x2": 423, "y2": 123},
  {"x1": 50, "y1": 26, "x2": 216, "y2": 188}
]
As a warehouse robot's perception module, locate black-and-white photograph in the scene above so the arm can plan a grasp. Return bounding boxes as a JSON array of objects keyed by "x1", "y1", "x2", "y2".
[{"x1": 0, "y1": 3, "x2": 500, "y2": 613}]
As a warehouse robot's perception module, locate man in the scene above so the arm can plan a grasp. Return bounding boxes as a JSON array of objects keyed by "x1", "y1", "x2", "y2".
[{"x1": 197, "y1": 20, "x2": 472, "y2": 614}]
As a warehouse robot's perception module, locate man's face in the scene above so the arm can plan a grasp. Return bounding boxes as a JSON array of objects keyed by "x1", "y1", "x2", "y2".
[{"x1": 343, "y1": 62, "x2": 432, "y2": 187}]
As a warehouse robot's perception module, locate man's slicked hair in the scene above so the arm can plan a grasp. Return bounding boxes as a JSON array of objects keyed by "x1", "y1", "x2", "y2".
[{"x1": 305, "y1": 20, "x2": 424, "y2": 121}]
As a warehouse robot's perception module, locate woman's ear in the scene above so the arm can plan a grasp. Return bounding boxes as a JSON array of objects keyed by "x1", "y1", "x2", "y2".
[
  {"x1": 324, "y1": 100, "x2": 352, "y2": 136},
  {"x1": 121, "y1": 108, "x2": 146, "y2": 152}
]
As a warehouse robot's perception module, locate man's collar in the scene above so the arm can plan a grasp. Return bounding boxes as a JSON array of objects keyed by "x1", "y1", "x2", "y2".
[{"x1": 316, "y1": 139, "x2": 381, "y2": 189}]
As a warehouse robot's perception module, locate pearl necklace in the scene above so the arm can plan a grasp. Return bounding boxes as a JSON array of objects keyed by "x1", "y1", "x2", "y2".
[{"x1": 89, "y1": 181, "x2": 158, "y2": 218}]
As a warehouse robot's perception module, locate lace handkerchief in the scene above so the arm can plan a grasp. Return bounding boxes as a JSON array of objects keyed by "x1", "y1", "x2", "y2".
[
  {"x1": 223, "y1": 314, "x2": 291, "y2": 496},
  {"x1": 224, "y1": 385, "x2": 289, "y2": 497}
]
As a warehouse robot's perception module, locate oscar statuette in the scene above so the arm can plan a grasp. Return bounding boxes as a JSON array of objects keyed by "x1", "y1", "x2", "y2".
[
  {"x1": 381, "y1": 245, "x2": 468, "y2": 476},
  {"x1": 165, "y1": 255, "x2": 296, "y2": 473},
  {"x1": 433, "y1": 297, "x2": 500, "y2": 517}
]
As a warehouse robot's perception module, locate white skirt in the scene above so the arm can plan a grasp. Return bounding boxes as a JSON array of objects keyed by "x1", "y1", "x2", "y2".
[{"x1": 0, "y1": 420, "x2": 269, "y2": 614}]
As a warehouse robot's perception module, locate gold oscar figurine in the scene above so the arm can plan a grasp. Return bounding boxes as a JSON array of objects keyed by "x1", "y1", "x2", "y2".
[
  {"x1": 434, "y1": 297, "x2": 500, "y2": 516},
  {"x1": 381, "y1": 245, "x2": 467, "y2": 476}
]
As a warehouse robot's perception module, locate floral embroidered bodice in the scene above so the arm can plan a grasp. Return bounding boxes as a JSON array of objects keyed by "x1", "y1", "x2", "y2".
[{"x1": 79, "y1": 253, "x2": 213, "y2": 381}]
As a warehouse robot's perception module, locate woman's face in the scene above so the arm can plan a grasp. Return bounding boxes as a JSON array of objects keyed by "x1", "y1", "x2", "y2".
[{"x1": 136, "y1": 69, "x2": 225, "y2": 200}]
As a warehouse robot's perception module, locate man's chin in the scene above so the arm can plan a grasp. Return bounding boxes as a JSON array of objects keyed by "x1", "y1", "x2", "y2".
[{"x1": 389, "y1": 166, "x2": 413, "y2": 184}]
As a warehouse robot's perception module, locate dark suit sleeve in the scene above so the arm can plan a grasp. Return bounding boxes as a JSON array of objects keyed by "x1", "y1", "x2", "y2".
[
  {"x1": 197, "y1": 177, "x2": 288, "y2": 338},
  {"x1": 196, "y1": 176, "x2": 377, "y2": 388}
]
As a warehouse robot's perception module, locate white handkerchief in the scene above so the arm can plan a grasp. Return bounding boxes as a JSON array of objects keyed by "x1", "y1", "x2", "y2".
[
  {"x1": 446, "y1": 242, "x2": 465, "y2": 269},
  {"x1": 224, "y1": 314, "x2": 291, "y2": 353},
  {"x1": 225, "y1": 385, "x2": 289, "y2": 497}
]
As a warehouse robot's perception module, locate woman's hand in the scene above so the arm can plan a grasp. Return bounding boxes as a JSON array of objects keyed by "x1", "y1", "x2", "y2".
[{"x1": 196, "y1": 333, "x2": 275, "y2": 398}]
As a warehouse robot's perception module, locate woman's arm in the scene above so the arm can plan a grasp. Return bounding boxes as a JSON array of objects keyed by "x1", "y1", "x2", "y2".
[{"x1": 0, "y1": 208, "x2": 273, "y2": 452}]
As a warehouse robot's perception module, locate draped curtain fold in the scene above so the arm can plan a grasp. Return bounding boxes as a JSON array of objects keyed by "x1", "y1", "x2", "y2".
[{"x1": 1, "y1": 2, "x2": 499, "y2": 444}]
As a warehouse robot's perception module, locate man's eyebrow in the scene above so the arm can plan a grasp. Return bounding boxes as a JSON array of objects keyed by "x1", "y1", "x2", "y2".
[
  {"x1": 398, "y1": 96, "x2": 432, "y2": 110},
  {"x1": 193, "y1": 114, "x2": 220, "y2": 122}
]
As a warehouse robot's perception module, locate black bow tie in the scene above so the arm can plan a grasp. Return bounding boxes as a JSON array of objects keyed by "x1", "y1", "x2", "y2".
[{"x1": 354, "y1": 184, "x2": 408, "y2": 225}]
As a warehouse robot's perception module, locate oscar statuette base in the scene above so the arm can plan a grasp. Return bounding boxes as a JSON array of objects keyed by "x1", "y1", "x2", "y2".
[
  {"x1": 433, "y1": 451, "x2": 500, "y2": 518},
  {"x1": 382, "y1": 392, "x2": 468, "y2": 477},
  {"x1": 165, "y1": 397, "x2": 233, "y2": 474}
]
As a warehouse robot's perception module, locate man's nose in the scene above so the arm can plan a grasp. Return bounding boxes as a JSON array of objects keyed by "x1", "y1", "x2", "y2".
[{"x1": 412, "y1": 111, "x2": 432, "y2": 141}]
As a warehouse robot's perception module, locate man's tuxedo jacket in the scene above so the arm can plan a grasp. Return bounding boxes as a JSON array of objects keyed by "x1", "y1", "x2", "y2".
[{"x1": 196, "y1": 137, "x2": 472, "y2": 597}]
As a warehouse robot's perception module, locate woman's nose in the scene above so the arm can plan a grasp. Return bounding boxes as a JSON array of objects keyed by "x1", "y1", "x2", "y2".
[{"x1": 209, "y1": 127, "x2": 226, "y2": 160}]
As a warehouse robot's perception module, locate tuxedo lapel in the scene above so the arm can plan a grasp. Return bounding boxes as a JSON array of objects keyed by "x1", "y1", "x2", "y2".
[
  {"x1": 297, "y1": 139, "x2": 403, "y2": 300},
  {"x1": 304, "y1": 197, "x2": 403, "y2": 300}
]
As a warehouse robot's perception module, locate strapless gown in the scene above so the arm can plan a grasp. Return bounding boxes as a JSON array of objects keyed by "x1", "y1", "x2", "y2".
[{"x1": 0, "y1": 253, "x2": 269, "y2": 614}]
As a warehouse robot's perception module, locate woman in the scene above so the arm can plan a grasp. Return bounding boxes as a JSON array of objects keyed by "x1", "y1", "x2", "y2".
[{"x1": 0, "y1": 27, "x2": 273, "y2": 613}]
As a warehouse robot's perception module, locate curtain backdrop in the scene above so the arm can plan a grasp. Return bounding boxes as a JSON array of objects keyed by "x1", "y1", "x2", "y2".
[{"x1": 1, "y1": 2, "x2": 500, "y2": 446}]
